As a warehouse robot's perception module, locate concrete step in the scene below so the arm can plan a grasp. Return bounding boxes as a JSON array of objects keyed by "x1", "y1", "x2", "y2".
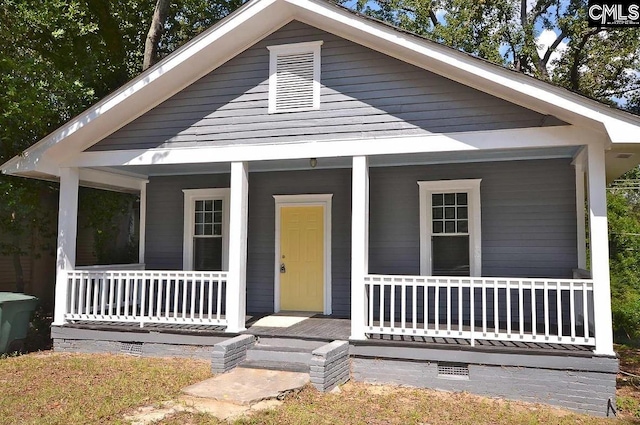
[
  {"x1": 246, "y1": 348, "x2": 312, "y2": 364},
  {"x1": 238, "y1": 360, "x2": 309, "y2": 373},
  {"x1": 253, "y1": 337, "x2": 326, "y2": 351}
]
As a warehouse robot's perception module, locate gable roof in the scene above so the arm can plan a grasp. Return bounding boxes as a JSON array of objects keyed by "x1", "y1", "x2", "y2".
[{"x1": 3, "y1": 0, "x2": 640, "y2": 183}]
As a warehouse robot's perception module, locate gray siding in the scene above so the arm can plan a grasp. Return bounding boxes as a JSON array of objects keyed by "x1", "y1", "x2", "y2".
[
  {"x1": 90, "y1": 21, "x2": 560, "y2": 151},
  {"x1": 144, "y1": 158, "x2": 577, "y2": 317},
  {"x1": 145, "y1": 169, "x2": 351, "y2": 316},
  {"x1": 368, "y1": 158, "x2": 577, "y2": 278}
]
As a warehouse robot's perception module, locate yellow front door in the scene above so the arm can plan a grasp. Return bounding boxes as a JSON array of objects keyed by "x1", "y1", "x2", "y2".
[{"x1": 280, "y1": 205, "x2": 324, "y2": 312}]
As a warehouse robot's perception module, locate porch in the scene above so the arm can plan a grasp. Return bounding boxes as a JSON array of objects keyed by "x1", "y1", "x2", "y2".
[{"x1": 52, "y1": 131, "x2": 614, "y2": 356}]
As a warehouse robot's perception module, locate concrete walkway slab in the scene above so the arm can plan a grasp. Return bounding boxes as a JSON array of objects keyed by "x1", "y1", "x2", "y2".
[{"x1": 182, "y1": 367, "x2": 310, "y2": 405}]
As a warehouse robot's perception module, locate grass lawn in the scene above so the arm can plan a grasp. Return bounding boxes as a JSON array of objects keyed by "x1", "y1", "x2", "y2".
[{"x1": 1, "y1": 349, "x2": 639, "y2": 425}]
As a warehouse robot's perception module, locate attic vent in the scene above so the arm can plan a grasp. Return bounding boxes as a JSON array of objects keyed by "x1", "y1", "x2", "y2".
[
  {"x1": 437, "y1": 362, "x2": 469, "y2": 380},
  {"x1": 268, "y1": 41, "x2": 322, "y2": 113}
]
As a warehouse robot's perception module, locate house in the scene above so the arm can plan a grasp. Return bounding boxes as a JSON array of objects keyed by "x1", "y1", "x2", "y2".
[{"x1": 3, "y1": 0, "x2": 640, "y2": 416}]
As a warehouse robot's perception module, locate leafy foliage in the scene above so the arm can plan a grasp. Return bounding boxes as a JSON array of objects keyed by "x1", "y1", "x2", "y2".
[{"x1": 608, "y1": 170, "x2": 640, "y2": 340}]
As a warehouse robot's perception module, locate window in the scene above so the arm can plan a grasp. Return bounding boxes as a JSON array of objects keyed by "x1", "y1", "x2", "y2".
[
  {"x1": 418, "y1": 179, "x2": 481, "y2": 276},
  {"x1": 183, "y1": 188, "x2": 230, "y2": 271},
  {"x1": 267, "y1": 41, "x2": 322, "y2": 113}
]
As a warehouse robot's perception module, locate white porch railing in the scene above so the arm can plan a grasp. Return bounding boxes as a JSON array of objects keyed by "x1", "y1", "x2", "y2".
[
  {"x1": 64, "y1": 270, "x2": 227, "y2": 327},
  {"x1": 364, "y1": 275, "x2": 595, "y2": 346}
]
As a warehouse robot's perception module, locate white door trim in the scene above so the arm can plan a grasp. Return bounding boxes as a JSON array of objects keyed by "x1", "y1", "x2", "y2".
[{"x1": 273, "y1": 194, "x2": 332, "y2": 315}]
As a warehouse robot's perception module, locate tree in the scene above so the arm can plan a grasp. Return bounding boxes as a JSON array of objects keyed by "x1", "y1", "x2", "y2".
[
  {"x1": 0, "y1": 0, "x2": 244, "y2": 294},
  {"x1": 350, "y1": 0, "x2": 640, "y2": 108}
]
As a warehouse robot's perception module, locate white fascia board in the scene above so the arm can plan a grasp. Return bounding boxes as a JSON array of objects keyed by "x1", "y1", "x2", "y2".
[
  {"x1": 66, "y1": 126, "x2": 603, "y2": 168},
  {"x1": 289, "y1": 0, "x2": 640, "y2": 143},
  {"x1": 0, "y1": 0, "x2": 289, "y2": 176}
]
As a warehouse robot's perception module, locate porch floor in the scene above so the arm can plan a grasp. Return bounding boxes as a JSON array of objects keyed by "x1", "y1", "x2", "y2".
[{"x1": 64, "y1": 313, "x2": 595, "y2": 356}]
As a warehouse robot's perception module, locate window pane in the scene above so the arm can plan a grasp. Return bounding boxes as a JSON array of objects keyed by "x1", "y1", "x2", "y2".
[
  {"x1": 433, "y1": 221, "x2": 443, "y2": 233},
  {"x1": 432, "y1": 194, "x2": 443, "y2": 206},
  {"x1": 445, "y1": 221, "x2": 455, "y2": 233},
  {"x1": 194, "y1": 238, "x2": 223, "y2": 271},
  {"x1": 195, "y1": 200, "x2": 204, "y2": 212},
  {"x1": 457, "y1": 207, "x2": 468, "y2": 219},
  {"x1": 456, "y1": 193, "x2": 468, "y2": 205},
  {"x1": 204, "y1": 224, "x2": 213, "y2": 235},
  {"x1": 432, "y1": 236, "x2": 469, "y2": 276},
  {"x1": 457, "y1": 220, "x2": 468, "y2": 233},
  {"x1": 445, "y1": 207, "x2": 455, "y2": 219},
  {"x1": 432, "y1": 207, "x2": 443, "y2": 220},
  {"x1": 195, "y1": 212, "x2": 204, "y2": 225},
  {"x1": 214, "y1": 223, "x2": 222, "y2": 236},
  {"x1": 444, "y1": 193, "x2": 456, "y2": 205},
  {"x1": 214, "y1": 211, "x2": 222, "y2": 223},
  {"x1": 204, "y1": 200, "x2": 213, "y2": 210},
  {"x1": 214, "y1": 199, "x2": 222, "y2": 211}
]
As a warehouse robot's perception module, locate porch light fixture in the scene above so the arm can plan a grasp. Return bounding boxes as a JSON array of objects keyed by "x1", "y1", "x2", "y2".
[{"x1": 310, "y1": 158, "x2": 318, "y2": 168}]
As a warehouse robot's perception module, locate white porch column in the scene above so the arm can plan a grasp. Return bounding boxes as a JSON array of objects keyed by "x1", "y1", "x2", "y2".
[
  {"x1": 226, "y1": 161, "x2": 249, "y2": 332},
  {"x1": 138, "y1": 181, "x2": 147, "y2": 264},
  {"x1": 574, "y1": 160, "x2": 587, "y2": 270},
  {"x1": 351, "y1": 156, "x2": 369, "y2": 340},
  {"x1": 587, "y1": 143, "x2": 614, "y2": 356},
  {"x1": 53, "y1": 167, "x2": 80, "y2": 326}
]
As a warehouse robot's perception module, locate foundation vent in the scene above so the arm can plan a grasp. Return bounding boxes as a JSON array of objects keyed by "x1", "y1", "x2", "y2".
[
  {"x1": 120, "y1": 342, "x2": 143, "y2": 356},
  {"x1": 437, "y1": 362, "x2": 469, "y2": 380}
]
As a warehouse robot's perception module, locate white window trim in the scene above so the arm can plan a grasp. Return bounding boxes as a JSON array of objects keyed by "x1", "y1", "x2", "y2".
[
  {"x1": 182, "y1": 188, "x2": 231, "y2": 271},
  {"x1": 267, "y1": 40, "x2": 323, "y2": 114},
  {"x1": 273, "y1": 194, "x2": 332, "y2": 315},
  {"x1": 418, "y1": 179, "x2": 482, "y2": 277}
]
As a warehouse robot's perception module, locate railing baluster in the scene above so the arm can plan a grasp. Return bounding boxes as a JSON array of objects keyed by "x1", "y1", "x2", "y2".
[
  {"x1": 199, "y1": 276, "x2": 205, "y2": 320},
  {"x1": 458, "y1": 282, "x2": 463, "y2": 334},
  {"x1": 446, "y1": 280, "x2": 451, "y2": 334},
  {"x1": 132, "y1": 274, "x2": 139, "y2": 318},
  {"x1": 208, "y1": 278, "x2": 213, "y2": 321},
  {"x1": 412, "y1": 280, "x2": 417, "y2": 331},
  {"x1": 518, "y1": 280, "x2": 524, "y2": 338},
  {"x1": 190, "y1": 277, "x2": 196, "y2": 319},
  {"x1": 390, "y1": 280, "x2": 396, "y2": 330},
  {"x1": 400, "y1": 279, "x2": 406, "y2": 331},
  {"x1": 100, "y1": 274, "x2": 107, "y2": 317},
  {"x1": 506, "y1": 281, "x2": 512, "y2": 338},
  {"x1": 139, "y1": 276, "x2": 146, "y2": 326},
  {"x1": 434, "y1": 279, "x2": 440, "y2": 333},
  {"x1": 531, "y1": 281, "x2": 537, "y2": 338},
  {"x1": 570, "y1": 281, "x2": 576, "y2": 340},
  {"x1": 482, "y1": 279, "x2": 487, "y2": 336},
  {"x1": 583, "y1": 282, "x2": 589, "y2": 341},
  {"x1": 470, "y1": 279, "x2": 475, "y2": 346},
  {"x1": 379, "y1": 281, "x2": 385, "y2": 330},
  {"x1": 70, "y1": 274, "x2": 77, "y2": 316},
  {"x1": 116, "y1": 276, "x2": 122, "y2": 319},
  {"x1": 493, "y1": 280, "x2": 499, "y2": 336},
  {"x1": 556, "y1": 284, "x2": 563, "y2": 341},
  {"x1": 424, "y1": 280, "x2": 429, "y2": 331},
  {"x1": 217, "y1": 276, "x2": 223, "y2": 321},
  {"x1": 544, "y1": 280, "x2": 550, "y2": 340},
  {"x1": 368, "y1": 280, "x2": 374, "y2": 329}
]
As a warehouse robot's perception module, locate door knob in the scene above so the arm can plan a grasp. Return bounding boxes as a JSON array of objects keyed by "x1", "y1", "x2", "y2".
[{"x1": 280, "y1": 263, "x2": 286, "y2": 273}]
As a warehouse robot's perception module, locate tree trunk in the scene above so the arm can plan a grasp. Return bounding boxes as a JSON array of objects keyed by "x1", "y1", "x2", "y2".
[{"x1": 143, "y1": 0, "x2": 171, "y2": 71}]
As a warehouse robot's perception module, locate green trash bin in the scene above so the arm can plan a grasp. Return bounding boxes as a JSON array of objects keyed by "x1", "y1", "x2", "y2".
[{"x1": 0, "y1": 293, "x2": 39, "y2": 354}]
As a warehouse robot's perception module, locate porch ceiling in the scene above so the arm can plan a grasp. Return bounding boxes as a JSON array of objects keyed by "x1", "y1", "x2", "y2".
[{"x1": 103, "y1": 146, "x2": 580, "y2": 177}]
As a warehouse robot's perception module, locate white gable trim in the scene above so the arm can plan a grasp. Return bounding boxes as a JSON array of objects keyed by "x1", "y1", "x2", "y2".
[{"x1": 2, "y1": 0, "x2": 640, "y2": 179}]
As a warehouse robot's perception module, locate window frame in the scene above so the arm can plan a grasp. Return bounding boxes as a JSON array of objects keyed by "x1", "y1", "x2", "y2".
[
  {"x1": 182, "y1": 188, "x2": 230, "y2": 271},
  {"x1": 418, "y1": 179, "x2": 482, "y2": 276},
  {"x1": 267, "y1": 41, "x2": 323, "y2": 114}
]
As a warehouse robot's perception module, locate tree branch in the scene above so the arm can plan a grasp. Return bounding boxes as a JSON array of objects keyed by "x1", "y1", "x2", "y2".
[
  {"x1": 570, "y1": 28, "x2": 605, "y2": 91},
  {"x1": 541, "y1": 29, "x2": 566, "y2": 66}
]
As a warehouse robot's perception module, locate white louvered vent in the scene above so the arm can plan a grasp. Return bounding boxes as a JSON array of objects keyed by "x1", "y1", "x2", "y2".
[
  {"x1": 275, "y1": 52, "x2": 315, "y2": 111},
  {"x1": 268, "y1": 41, "x2": 322, "y2": 113}
]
